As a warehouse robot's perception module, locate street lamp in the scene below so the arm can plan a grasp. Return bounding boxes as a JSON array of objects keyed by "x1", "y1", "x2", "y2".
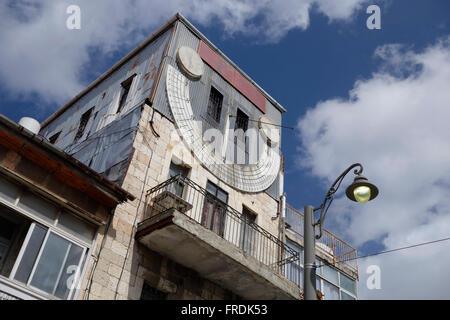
[{"x1": 303, "y1": 163, "x2": 378, "y2": 300}]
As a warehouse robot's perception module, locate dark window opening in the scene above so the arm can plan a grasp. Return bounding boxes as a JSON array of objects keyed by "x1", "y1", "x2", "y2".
[
  {"x1": 73, "y1": 108, "x2": 93, "y2": 143},
  {"x1": 207, "y1": 86, "x2": 223, "y2": 123},
  {"x1": 234, "y1": 109, "x2": 250, "y2": 164},
  {"x1": 140, "y1": 283, "x2": 167, "y2": 300},
  {"x1": 235, "y1": 109, "x2": 249, "y2": 132},
  {"x1": 202, "y1": 181, "x2": 228, "y2": 237},
  {"x1": 240, "y1": 207, "x2": 256, "y2": 253},
  {"x1": 0, "y1": 206, "x2": 31, "y2": 278},
  {"x1": 168, "y1": 162, "x2": 190, "y2": 197},
  {"x1": 117, "y1": 75, "x2": 135, "y2": 114},
  {"x1": 48, "y1": 131, "x2": 61, "y2": 144}
]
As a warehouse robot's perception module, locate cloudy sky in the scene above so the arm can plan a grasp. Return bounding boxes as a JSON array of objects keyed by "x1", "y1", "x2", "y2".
[{"x1": 1, "y1": 0, "x2": 450, "y2": 299}]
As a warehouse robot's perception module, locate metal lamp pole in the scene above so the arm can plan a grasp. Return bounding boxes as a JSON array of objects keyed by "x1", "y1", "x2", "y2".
[{"x1": 303, "y1": 163, "x2": 379, "y2": 300}]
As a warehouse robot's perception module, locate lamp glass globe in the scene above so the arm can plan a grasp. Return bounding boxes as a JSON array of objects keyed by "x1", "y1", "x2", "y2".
[{"x1": 353, "y1": 185, "x2": 371, "y2": 203}]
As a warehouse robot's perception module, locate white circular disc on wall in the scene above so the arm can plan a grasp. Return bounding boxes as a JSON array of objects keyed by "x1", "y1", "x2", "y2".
[{"x1": 176, "y1": 46, "x2": 204, "y2": 79}]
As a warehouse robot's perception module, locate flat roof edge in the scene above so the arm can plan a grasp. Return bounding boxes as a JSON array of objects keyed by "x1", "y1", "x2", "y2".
[{"x1": 42, "y1": 13, "x2": 287, "y2": 129}]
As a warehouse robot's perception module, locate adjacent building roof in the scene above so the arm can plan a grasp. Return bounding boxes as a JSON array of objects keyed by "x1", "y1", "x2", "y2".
[{"x1": 0, "y1": 114, "x2": 135, "y2": 207}]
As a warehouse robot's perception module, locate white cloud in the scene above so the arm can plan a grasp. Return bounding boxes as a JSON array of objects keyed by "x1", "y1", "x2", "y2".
[
  {"x1": 0, "y1": 0, "x2": 368, "y2": 106},
  {"x1": 297, "y1": 37, "x2": 450, "y2": 299}
]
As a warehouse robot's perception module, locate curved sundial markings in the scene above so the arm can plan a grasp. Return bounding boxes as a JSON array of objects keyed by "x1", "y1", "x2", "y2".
[{"x1": 166, "y1": 64, "x2": 280, "y2": 193}]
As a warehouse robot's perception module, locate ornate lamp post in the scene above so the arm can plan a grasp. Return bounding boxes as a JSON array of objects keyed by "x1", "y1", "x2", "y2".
[{"x1": 303, "y1": 163, "x2": 379, "y2": 300}]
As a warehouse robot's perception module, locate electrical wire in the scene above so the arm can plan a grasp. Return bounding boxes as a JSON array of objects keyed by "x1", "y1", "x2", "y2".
[
  {"x1": 229, "y1": 115, "x2": 294, "y2": 130},
  {"x1": 316, "y1": 236, "x2": 450, "y2": 268}
]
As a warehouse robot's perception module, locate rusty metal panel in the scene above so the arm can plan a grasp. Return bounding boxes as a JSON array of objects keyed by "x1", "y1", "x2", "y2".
[
  {"x1": 40, "y1": 28, "x2": 173, "y2": 184},
  {"x1": 67, "y1": 107, "x2": 140, "y2": 183}
]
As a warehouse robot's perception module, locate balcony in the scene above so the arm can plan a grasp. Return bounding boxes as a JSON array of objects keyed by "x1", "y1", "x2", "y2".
[
  {"x1": 136, "y1": 175, "x2": 301, "y2": 300},
  {"x1": 285, "y1": 204, "x2": 358, "y2": 278}
]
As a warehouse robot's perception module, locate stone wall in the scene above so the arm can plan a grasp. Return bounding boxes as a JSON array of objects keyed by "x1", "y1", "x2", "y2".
[{"x1": 81, "y1": 103, "x2": 282, "y2": 300}]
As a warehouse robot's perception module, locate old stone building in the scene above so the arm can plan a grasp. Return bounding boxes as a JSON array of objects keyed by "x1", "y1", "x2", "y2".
[{"x1": 4, "y1": 14, "x2": 358, "y2": 300}]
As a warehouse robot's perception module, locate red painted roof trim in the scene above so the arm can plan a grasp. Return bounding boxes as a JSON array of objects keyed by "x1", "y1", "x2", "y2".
[{"x1": 198, "y1": 41, "x2": 266, "y2": 113}]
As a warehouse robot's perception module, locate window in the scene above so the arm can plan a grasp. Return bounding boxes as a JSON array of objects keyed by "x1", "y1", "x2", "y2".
[
  {"x1": 12, "y1": 223, "x2": 86, "y2": 299},
  {"x1": 234, "y1": 108, "x2": 250, "y2": 164},
  {"x1": 202, "y1": 181, "x2": 228, "y2": 236},
  {"x1": 240, "y1": 207, "x2": 256, "y2": 253},
  {"x1": 207, "y1": 86, "x2": 223, "y2": 123},
  {"x1": 340, "y1": 273, "x2": 356, "y2": 295},
  {"x1": 285, "y1": 239, "x2": 303, "y2": 287},
  {"x1": 314, "y1": 256, "x2": 357, "y2": 300},
  {"x1": 140, "y1": 283, "x2": 167, "y2": 300},
  {"x1": 48, "y1": 131, "x2": 61, "y2": 144},
  {"x1": 322, "y1": 280, "x2": 340, "y2": 300},
  {"x1": 235, "y1": 108, "x2": 249, "y2": 132},
  {"x1": 322, "y1": 264, "x2": 339, "y2": 286},
  {"x1": 0, "y1": 177, "x2": 96, "y2": 300},
  {"x1": 168, "y1": 162, "x2": 190, "y2": 198},
  {"x1": 73, "y1": 108, "x2": 93, "y2": 143},
  {"x1": 117, "y1": 75, "x2": 135, "y2": 114},
  {"x1": 0, "y1": 215, "x2": 19, "y2": 273},
  {"x1": 341, "y1": 290, "x2": 356, "y2": 300}
]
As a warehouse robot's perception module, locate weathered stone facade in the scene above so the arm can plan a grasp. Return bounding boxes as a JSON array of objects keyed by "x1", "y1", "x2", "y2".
[{"x1": 81, "y1": 104, "x2": 255, "y2": 300}]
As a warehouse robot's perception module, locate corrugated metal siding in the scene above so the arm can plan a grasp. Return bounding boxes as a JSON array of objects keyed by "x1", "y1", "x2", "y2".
[
  {"x1": 40, "y1": 27, "x2": 173, "y2": 184},
  {"x1": 151, "y1": 20, "x2": 284, "y2": 199}
]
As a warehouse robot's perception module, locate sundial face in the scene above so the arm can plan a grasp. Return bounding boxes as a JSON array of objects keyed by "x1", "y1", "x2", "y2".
[{"x1": 166, "y1": 46, "x2": 281, "y2": 193}]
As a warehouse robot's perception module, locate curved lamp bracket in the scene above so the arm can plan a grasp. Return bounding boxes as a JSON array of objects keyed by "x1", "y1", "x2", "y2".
[{"x1": 313, "y1": 163, "x2": 363, "y2": 239}]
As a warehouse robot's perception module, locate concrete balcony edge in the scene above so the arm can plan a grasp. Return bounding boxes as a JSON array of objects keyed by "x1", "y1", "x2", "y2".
[{"x1": 136, "y1": 209, "x2": 301, "y2": 300}]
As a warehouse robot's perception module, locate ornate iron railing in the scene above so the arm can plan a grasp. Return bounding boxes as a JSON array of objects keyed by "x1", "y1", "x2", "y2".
[
  {"x1": 285, "y1": 204, "x2": 358, "y2": 276},
  {"x1": 144, "y1": 175, "x2": 301, "y2": 282}
]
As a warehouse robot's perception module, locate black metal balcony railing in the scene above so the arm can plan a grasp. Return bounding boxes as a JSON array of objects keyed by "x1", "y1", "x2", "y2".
[{"x1": 144, "y1": 175, "x2": 301, "y2": 281}]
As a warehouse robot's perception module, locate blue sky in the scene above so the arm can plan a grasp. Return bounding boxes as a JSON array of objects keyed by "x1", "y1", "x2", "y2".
[{"x1": 1, "y1": 0, "x2": 450, "y2": 299}]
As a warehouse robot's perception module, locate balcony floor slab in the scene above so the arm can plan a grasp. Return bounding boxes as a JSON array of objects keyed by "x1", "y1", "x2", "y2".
[{"x1": 136, "y1": 209, "x2": 301, "y2": 300}]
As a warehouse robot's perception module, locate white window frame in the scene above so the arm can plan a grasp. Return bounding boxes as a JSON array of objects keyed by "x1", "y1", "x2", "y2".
[
  {"x1": 0, "y1": 177, "x2": 96, "y2": 300},
  {"x1": 284, "y1": 236, "x2": 358, "y2": 300},
  {"x1": 9, "y1": 223, "x2": 88, "y2": 300}
]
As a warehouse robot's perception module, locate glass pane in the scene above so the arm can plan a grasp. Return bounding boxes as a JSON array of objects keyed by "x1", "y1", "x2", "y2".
[
  {"x1": 216, "y1": 189, "x2": 228, "y2": 203},
  {"x1": 18, "y1": 192, "x2": 58, "y2": 223},
  {"x1": 0, "y1": 178, "x2": 19, "y2": 203},
  {"x1": 30, "y1": 232, "x2": 71, "y2": 294},
  {"x1": 340, "y1": 273, "x2": 356, "y2": 295},
  {"x1": 323, "y1": 280, "x2": 340, "y2": 300},
  {"x1": 14, "y1": 224, "x2": 47, "y2": 284},
  {"x1": 206, "y1": 182, "x2": 217, "y2": 195},
  {"x1": 341, "y1": 290, "x2": 356, "y2": 300},
  {"x1": 322, "y1": 265, "x2": 339, "y2": 285},
  {"x1": 57, "y1": 212, "x2": 95, "y2": 244},
  {"x1": 0, "y1": 244, "x2": 8, "y2": 268},
  {"x1": 54, "y1": 244, "x2": 84, "y2": 299},
  {"x1": 286, "y1": 239, "x2": 303, "y2": 263},
  {"x1": 286, "y1": 263, "x2": 303, "y2": 287}
]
